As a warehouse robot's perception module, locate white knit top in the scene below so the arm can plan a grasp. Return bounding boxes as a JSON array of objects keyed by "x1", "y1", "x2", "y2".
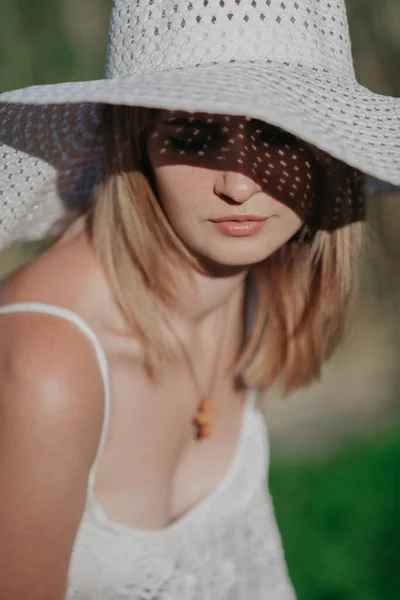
[{"x1": 0, "y1": 302, "x2": 296, "y2": 600}]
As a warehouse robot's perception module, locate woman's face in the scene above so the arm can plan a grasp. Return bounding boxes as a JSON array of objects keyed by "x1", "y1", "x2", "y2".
[{"x1": 146, "y1": 110, "x2": 321, "y2": 268}]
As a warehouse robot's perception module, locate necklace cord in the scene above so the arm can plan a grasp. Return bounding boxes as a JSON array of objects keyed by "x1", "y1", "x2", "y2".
[{"x1": 163, "y1": 298, "x2": 234, "y2": 400}]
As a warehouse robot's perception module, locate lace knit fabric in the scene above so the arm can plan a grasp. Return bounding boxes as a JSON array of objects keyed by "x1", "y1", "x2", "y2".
[{"x1": 0, "y1": 302, "x2": 296, "y2": 599}]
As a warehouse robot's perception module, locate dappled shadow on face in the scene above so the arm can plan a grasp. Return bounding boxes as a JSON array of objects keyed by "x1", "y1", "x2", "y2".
[{"x1": 146, "y1": 110, "x2": 366, "y2": 234}]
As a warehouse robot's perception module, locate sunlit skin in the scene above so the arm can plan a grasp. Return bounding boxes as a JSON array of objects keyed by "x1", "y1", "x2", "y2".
[{"x1": 146, "y1": 110, "x2": 325, "y2": 271}]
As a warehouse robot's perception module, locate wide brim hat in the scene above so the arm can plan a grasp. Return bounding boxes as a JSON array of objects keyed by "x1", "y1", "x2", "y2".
[{"x1": 1, "y1": 0, "x2": 399, "y2": 253}]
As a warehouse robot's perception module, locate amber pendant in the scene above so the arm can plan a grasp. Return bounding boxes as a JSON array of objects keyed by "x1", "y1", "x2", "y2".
[{"x1": 193, "y1": 397, "x2": 215, "y2": 440}]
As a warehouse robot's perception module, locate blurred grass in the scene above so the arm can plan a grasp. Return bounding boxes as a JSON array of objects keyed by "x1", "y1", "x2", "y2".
[
  {"x1": 0, "y1": 0, "x2": 109, "y2": 90},
  {"x1": 271, "y1": 420, "x2": 400, "y2": 599}
]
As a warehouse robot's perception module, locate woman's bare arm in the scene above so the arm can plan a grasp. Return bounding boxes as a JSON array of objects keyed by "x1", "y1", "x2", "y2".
[{"x1": 0, "y1": 313, "x2": 104, "y2": 600}]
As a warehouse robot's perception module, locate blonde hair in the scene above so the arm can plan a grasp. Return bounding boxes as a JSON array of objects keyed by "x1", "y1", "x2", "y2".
[{"x1": 56, "y1": 104, "x2": 365, "y2": 394}]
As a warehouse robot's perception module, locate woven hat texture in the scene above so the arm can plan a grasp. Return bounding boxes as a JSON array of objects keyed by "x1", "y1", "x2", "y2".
[{"x1": 0, "y1": 0, "x2": 399, "y2": 252}]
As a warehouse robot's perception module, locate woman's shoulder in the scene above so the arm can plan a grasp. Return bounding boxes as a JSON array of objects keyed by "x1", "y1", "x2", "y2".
[
  {"x1": 0, "y1": 229, "x2": 142, "y2": 424},
  {"x1": 0, "y1": 296, "x2": 105, "y2": 451},
  {"x1": 0, "y1": 231, "x2": 146, "y2": 412},
  {"x1": 0, "y1": 231, "x2": 101, "y2": 314},
  {"x1": 0, "y1": 233, "x2": 108, "y2": 443},
  {"x1": 0, "y1": 232, "x2": 125, "y2": 348}
]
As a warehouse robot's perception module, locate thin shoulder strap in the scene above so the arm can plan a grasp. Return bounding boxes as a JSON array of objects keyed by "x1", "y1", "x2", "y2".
[
  {"x1": 247, "y1": 385, "x2": 260, "y2": 409},
  {"x1": 0, "y1": 302, "x2": 111, "y2": 487}
]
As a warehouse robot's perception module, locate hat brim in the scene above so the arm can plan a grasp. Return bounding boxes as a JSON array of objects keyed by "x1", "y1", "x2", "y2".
[{"x1": 0, "y1": 60, "x2": 399, "y2": 250}]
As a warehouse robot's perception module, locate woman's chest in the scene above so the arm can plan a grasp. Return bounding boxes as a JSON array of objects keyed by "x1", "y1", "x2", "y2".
[
  {"x1": 91, "y1": 345, "x2": 250, "y2": 530},
  {"x1": 67, "y1": 374, "x2": 285, "y2": 599}
]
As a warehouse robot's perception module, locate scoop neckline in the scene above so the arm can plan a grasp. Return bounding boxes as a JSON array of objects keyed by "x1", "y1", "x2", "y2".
[{"x1": 87, "y1": 386, "x2": 257, "y2": 537}]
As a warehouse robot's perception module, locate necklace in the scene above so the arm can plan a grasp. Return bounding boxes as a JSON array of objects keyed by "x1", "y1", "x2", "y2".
[{"x1": 164, "y1": 301, "x2": 232, "y2": 440}]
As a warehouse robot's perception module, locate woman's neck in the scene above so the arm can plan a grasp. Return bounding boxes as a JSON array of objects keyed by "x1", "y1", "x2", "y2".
[
  {"x1": 158, "y1": 266, "x2": 250, "y2": 384},
  {"x1": 169, "y1": 265, "x2": 249, "y2": 326},
  {"x1": 73, "y1": 228, "x2": 250, "y2": 350}
]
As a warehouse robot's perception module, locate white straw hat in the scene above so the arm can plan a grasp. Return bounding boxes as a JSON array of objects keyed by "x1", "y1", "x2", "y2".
[{"x1": 0, "y1": 0, "x2": 399, "y2": 252}]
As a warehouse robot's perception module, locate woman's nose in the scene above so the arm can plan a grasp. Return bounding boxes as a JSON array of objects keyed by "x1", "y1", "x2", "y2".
[{"x1": 214, "y1": 170, "x2": 262, "y2": 205}]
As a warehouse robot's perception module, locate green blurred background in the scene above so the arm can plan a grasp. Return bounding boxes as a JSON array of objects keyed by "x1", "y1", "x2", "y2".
[{"x1": 1, "y1": 1, "x2": 400, "y2": 598}]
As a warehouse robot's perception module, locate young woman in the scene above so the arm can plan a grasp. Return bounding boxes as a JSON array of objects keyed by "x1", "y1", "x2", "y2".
[{"x1": 0, "y1": 1, "x2": 398, "y2": 599}]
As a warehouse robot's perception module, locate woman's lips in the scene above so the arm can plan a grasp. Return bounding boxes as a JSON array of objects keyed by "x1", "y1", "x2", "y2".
[{"x1": 211, "y1": 218, "x2": 268, "y2": 237}]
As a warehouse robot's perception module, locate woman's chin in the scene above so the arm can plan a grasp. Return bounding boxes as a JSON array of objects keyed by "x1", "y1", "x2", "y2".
[{"x1": 194, "y1": 247, "x2": 273, "y2": 272}]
